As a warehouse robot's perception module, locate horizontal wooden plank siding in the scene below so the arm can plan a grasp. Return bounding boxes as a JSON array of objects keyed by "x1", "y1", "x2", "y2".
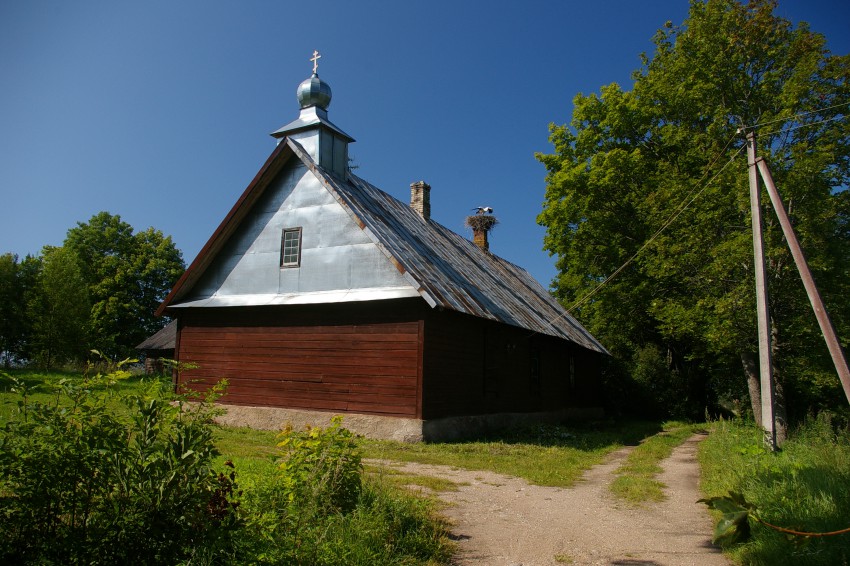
[
  {"x1": 421, "y1": 312, "x2": 486, "y2": 418},
  {"x1": 176, "y1": 307, "x2": 422, "y2": 417},
  {"x1": 422, "y1": 310, "x2": 604, "y2": 419}
]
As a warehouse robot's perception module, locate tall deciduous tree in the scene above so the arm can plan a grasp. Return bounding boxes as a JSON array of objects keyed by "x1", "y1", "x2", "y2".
[
  {"x1": 538, "y1": 0, "x2": 850, "y2": 423},
  {"x1": 64, "y1": 212, "x2": 185, "y2": 359},
  {"x1": 28, "y1": 246, "x2": 90, "y2": 369}
]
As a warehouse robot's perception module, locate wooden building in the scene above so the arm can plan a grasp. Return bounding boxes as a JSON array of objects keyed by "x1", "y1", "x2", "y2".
[
  {"x1": 156, "y1": 61, "x2": 608, "y2": 440},
  {"x1": 135, "y1": 319, "x2": 176, "y2": 375}
]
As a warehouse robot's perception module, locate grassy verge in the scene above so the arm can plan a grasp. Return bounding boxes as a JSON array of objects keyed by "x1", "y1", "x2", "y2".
[
  {"x1": 699, "y1": 416, "x2": 850, "y2": 565},
  {"x1": 0, "y1": 369, "x2": 160, "y2": 426},
  {"x1": 362, "y1": 420, "x2": 662, "y2": 488},
  {"x1": 609, "y1": 421, "x2": 704, "y2": 505}
]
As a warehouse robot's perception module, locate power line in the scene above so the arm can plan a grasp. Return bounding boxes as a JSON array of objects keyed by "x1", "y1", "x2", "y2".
[
  {"x1": 566, "y1": 142, "x2": 745, "y2": 313},
  {"x1": 757, "y1": 113, "x2": 850, "y2": 140},
  {"x1": 534, "y1": 132, "x2": 746, "y2": 339},
  {"x1": 748, "y1": 100, "x2": 850, "y2": 130}
]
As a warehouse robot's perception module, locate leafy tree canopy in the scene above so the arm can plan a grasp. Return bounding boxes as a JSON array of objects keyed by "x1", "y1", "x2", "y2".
[
  {"x1": 27, "y1": 246, "x2": 90, "y2": 368},
  {"x1": 64, "y1": 211, "x2": 185, "y2": 360},
  {"x1": 538, "y1": 0, "x2": 850, "y2": 420}
]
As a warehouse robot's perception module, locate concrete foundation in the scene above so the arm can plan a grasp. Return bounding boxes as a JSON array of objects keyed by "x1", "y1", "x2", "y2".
[{"x1": 213, "y1": 404, "x2": 604, "y2": 443}]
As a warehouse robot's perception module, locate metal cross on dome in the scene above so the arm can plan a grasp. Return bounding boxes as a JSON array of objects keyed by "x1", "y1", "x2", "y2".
[{"x1": 310, "y1": 50, "x2": 321, "y2": 74}]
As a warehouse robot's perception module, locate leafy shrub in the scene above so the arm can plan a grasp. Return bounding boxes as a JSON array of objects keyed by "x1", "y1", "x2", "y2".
[
  {"x1": 229, "y1": 417, "x2": 452, "y2": 565},
  {"x1": 0, "y1": 362, "x2": 240, "y2": 565},
  {"x1": 236, "y1": 460, "x2": 452, "y2": 565},
  {"x1": 1, "y1": 371, "x2": 452, "y2": 565},
  {"x1": 277, "y1": 415, "x2": 363, "y2": 516}
]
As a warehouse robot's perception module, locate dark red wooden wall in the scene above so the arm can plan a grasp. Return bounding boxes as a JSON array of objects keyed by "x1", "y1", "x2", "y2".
[
  {"x1": 173, "y1": 299, "x2": 602, "y2": 422},
  {"x1": 175, "y1": 300, "x2": 425, "y2": 418},
  {"x1": 421, "y1": 309, "x2": 602, "y2": 420}
]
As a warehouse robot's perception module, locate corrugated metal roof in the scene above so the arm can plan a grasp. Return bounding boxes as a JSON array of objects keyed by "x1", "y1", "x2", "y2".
[{"x1": 287, "y1": 140, "x2": 607, "y2": 354}]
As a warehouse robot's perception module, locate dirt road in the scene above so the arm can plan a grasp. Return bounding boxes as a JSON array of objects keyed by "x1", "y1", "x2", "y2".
[{"x1": 381, "y1": 434, "x2": 729, "y2": 566}]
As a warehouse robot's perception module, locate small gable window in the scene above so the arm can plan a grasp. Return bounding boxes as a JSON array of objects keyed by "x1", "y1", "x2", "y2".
[{"x1": 281, "y1": 227, "x2": 302, "y2": 268}]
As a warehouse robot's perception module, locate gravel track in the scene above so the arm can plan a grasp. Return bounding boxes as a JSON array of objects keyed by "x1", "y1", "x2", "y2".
[{"x1": 378, "y1": 433, "x2": 729, "y2": 565}]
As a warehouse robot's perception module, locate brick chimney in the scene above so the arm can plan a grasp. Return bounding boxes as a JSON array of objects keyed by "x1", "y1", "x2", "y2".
[
  {"x1": 465, "y1": 213, "x2": 498, "y2": 253},
  {"x1": 472, "y1": 228, "x2": 489, "y2": 252},
  {"x1": 410, "y1": 181, "x2": 431, "y2": 220}
]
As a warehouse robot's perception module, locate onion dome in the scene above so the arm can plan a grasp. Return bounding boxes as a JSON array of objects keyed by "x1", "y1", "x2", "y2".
[{"x1": 297, "y1": 73, "x2": 332, "y2": 110}]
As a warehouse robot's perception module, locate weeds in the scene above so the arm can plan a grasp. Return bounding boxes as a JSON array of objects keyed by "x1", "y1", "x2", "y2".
[
  {"x1": 232, "y1": 419, "x2": 452, "y2": 565},
  {"x1": 277, "y1": 416, "x2": 363, "y2": 515},
  {"x1": 0, "y1": 362, "x2": 239, "y2": 565},
  {"x1": 699, "y1": 416, "x2": 850, "y2": 565},
  {"x1": 0, "y1": 371, "x2": 453, "y2": 565}
]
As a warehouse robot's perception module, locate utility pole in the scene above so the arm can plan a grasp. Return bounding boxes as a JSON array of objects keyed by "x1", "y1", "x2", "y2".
[
  {"x1": 755, "y1": 159, "x2": 850, "y2": 406},
  {"x1": 746, "y1": 131, "x2": 777, "y2": 451}
]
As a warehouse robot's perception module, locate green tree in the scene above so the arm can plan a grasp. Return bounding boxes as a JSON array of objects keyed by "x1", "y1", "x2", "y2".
[
  {"x1": 537, "y1": 0, "x2": 850, "y2": 424},
  {"x1": 0, "y1": 254, "x2": 41, "y2": 366},
  {"x1": 27, "y1": 247, "x2": 90, "y2": 369},
  {"x1": 64, "y1": 212, "x2": 185, "y2": 359}
]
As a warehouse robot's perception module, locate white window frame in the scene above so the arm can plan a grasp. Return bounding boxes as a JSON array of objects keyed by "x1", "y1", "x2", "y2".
[{"x1": 280, "y1": 227, "x2": 303, "y2": 268}]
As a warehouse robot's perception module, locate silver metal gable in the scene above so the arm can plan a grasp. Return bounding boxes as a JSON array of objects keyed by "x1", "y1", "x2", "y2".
[{"x1": 290, "y1": 141, "x2": 606, "y2": 353}]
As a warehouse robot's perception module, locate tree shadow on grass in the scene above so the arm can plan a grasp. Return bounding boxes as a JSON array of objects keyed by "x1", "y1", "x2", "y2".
[{"x1": 439, "y1": 419, "x2": 665, "y2": 452}]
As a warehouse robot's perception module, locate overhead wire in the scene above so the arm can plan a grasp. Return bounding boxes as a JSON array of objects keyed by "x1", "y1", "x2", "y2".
[
  {"x1": 532, "y1": 130, "x2": 745, "y2": 341},
  {"x1": 566, "y1": 140, "x2": 745, "y2": 313},
  {"x1": 756, "y1": 113, "x2": 850, "y2": 140},
  {"x1": 748, "y1": 100, "x2": 850, "y2": 130}
]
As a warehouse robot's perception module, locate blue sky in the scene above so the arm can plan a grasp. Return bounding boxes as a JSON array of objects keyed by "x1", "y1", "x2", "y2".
[{"x1": 2, "y1": 1, "x2": 848, "y2": 287}]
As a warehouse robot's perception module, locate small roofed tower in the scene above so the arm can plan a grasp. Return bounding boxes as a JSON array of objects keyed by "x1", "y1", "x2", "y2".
[
  {"x1": 466, "y1": 208, "x2": 498, "y2": 252},
  {"x1": 271, "y1": 51, "x2": 354, "y2": 179}
]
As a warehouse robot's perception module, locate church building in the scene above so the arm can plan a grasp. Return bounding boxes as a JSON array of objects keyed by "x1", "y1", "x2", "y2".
[{"x1": 156, "y1": 53, "x2": 608, "y2": 441}]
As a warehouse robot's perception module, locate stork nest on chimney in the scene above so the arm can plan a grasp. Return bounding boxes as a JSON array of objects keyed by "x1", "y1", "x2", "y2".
[{"x1": 465, "y1": 214, "x2": 499, "y2": 232}]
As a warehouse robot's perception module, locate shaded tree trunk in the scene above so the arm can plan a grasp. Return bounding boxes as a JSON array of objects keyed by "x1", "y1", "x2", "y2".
[
  {"x1": 739, "y1": 345, "x2": 788, "y2": 445},
  {"x1": 741, "y1": 351, "x2": 762, "y2": 427}
]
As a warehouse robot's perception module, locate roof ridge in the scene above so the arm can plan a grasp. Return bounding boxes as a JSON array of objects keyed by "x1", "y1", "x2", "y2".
[{"x1": 157, "y1": 136, "x2": 606, "y2": 353}]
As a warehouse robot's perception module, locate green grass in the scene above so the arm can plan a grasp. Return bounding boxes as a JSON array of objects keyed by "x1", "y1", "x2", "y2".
[
  {"x1": 699, "y1": 416, "x2": 850, "y2": 565},
  {"x1": 214, "y1": 425, "x2": 280, "y2": 459},
  {"x1": 12, "y1": 367, "x2": 847, "y2": 566},
  {"x1": 365, "y1": 464, "x2": 467, "y2": 493},
  {"x1": 0, "y1": 369, "x2": 169, "y2": 426},
  {"x1": 361, "y1": 420, "x2": 663, "y2": 488},
  {"x1": 2, "y1": 371, "x2": 663, "y2": 492},
  {"x1": 610, "y1": 421, "x2": 704, "y2": 505},
  {"x1": 305, "y1": 475, "x2": 456, "y2": 565}
]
